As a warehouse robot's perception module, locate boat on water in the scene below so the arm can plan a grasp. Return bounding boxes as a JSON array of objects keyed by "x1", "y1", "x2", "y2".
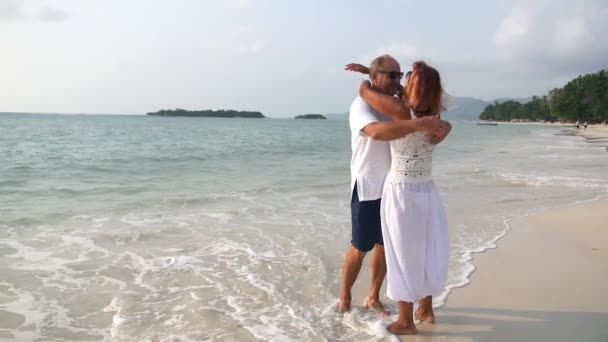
[{"x1": 476, "y1": 122, "x2": 498, "y2": 126}]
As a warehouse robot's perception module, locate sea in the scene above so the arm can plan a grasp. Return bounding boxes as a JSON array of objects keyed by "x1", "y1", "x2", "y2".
[{"x1": 1, "y1": 113, "x2": 607, "y2": 341}]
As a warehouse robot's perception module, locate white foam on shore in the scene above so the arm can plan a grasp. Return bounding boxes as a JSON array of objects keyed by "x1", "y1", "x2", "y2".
[
  {"x1": 5, "y1": 191, "x2": 608, "y2": 341},
  {"x1": 433, "y1": 223, "x2": 510, "y2": 308}
]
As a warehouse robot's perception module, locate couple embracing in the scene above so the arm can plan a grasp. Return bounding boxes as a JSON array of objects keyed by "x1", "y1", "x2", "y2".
[{"x1": 340, "y1": 54, "x2": 451, "y2": 335}]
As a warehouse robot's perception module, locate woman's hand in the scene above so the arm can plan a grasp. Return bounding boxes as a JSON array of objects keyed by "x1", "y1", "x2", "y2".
[
  {"x1": 345, "y1": 63, "x2": 370, "y2": 74},
  {"x1": 359, "y1": 80, "x2": 372, "y2": 96},
  {"x1": 426, "y1": 121, "x2": 452, "y2": 144}
]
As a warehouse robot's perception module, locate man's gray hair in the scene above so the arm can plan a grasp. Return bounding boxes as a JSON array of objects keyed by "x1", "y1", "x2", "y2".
[{"x1": 369, "y1": 54, "x2": 395, "y2": 75}]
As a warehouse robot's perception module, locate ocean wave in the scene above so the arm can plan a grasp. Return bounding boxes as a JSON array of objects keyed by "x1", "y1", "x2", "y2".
[
  {"x1": 0, "y1": 179, "x2": 27, "y2": 187},
  {"x1": 498, "y1": 173, "x2": 608, "y2": 189}
]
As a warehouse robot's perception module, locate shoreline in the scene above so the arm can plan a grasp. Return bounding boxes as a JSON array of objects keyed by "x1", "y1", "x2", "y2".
[
  {"x1": 477, "y1": 120, "x2": 575, "y2": 127},
  {"x1": 434, "y1": 191, "x2": 608, "y2": 309},
  {"x1": 410, "y1": 126, "x2": 608, "y2": 341},
  {"x1": 435, "y1": 124, "x2": 608, "y2": 309},
  {"x1": 577, "y1": 124, "x2": 608, "y2": 145},
  {"x1": 428, "y1": 196, "x2": 608, "y2": 342}
]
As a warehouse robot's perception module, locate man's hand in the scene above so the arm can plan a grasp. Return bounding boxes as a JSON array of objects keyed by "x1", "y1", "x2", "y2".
[
  {"x1": 345, "y1": 63, "x2": 370, "y2": 74},
  {"x1": 415, "y1": 115, "x2": 442, "y2": 132},
  {"x1": 426, "y1": 121, "x2": 452, "y2": 144}
]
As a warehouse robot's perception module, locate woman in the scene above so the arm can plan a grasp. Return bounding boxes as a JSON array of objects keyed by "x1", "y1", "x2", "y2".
[{"x1": 348, "y1": 61, "x2": 450, "y2": 335}]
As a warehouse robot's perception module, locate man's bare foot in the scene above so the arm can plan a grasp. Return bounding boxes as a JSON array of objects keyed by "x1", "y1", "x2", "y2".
[
  {"x1": 364, "y1": 297, "x2": 390, "y2": 316},
  {"x1": 415, "y1": 308, "x2": 436, "y2": 324},
  {"x1": 387, "y1": 321, "x2": 417, "y2": 335},
  {"x1": 339, "y1": 296, "x2": 351, "y2": 313}
]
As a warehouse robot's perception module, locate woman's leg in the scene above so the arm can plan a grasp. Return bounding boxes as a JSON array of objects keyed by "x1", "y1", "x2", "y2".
[
  {"x1": 387, "y1": 301, "x2": 417, "y2": 335},
  {"x1": 415, "y1": 295, "x2": 436, "y2": 323}
]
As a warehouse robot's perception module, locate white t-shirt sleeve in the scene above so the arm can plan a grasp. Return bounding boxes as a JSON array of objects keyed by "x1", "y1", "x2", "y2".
[{"x1": 349, "y1": 98, "x2": 378, "y2": 136}]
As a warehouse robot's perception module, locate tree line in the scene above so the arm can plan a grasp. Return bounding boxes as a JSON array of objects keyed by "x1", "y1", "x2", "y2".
[
  {"x1": 480, "y1": 70, "x2": 608, "y2": 123},
  {"x1": 147, "y1": 109, "x2": 265, "y2": 118}
]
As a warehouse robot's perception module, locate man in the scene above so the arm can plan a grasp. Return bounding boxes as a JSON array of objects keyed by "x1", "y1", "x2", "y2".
[{"x1": 340, "y1": 54, "x2": 451, "y2": 313}]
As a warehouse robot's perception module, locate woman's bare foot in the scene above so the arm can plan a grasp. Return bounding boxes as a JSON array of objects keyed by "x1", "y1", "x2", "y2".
[
  {"x1": 364, "y1": 297, "x2": 390, "y2": 316},
  {"x1": 415, "y1": 308, "x2": 436, "y2": 324},
  {"x1": 416, "y1": 296, "x2": 436, "y2": 323},
  {"x1": 387, "y1": 321, "x2": 417, "y2": 335}
]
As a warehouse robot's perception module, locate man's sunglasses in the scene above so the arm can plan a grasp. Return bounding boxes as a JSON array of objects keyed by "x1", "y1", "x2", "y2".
[{"x1": 378, "y1": 69, "x2": 404, "y2": 80}]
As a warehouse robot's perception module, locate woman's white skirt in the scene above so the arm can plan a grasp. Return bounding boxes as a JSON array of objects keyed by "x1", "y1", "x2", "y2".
[{"x1": 381, "y1": 181, "x2": 449, "y2": 303}]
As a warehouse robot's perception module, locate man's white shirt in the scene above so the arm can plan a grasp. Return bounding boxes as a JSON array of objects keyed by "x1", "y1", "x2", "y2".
[{"x1": 349, "y1": 96, "x2": 391, "y2": 201}]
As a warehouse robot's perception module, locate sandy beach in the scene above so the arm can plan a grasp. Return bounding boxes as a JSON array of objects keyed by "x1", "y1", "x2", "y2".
[
  {"x1": 398, "y1": 192, "x2": 608, "y2": 340},
  {"x1": 578, "y1": 124, "x2": 608, "y2": 146}
]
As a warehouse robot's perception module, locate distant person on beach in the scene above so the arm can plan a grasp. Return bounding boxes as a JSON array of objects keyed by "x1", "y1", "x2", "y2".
[
  {"x1": 342, "y1": 56, "x2": 451, "y2": 336},
  {"x1": 584, "y1": 122, "x2": 588, "y2": 130},
  {"x1": 576, "y1": 120, "x2": 580, "y2": 129}
]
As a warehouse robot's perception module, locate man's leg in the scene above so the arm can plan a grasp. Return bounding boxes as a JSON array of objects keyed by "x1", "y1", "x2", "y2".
[
  {"x1": 364, "y1": 194, "x2": 388, "y2": 315},
  {"x1": 366, "y1": 243, "x2": 389, "y2": 315},
  {"x1": 339, "y1": 246, "x2": 366, "y2": 312}
]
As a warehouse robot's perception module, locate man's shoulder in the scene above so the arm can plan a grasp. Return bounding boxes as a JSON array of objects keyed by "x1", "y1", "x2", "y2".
[
  {"x1": 350, "y1": 96, "x2": 367, "y2": 107},
  {"x1": 350, "y1": 96, "x2": 373, "y2": 115}
]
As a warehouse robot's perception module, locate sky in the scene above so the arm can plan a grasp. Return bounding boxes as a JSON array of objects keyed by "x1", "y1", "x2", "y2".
[{"x1": 1, "y1": 0, "x2": 607, "y2": 117}]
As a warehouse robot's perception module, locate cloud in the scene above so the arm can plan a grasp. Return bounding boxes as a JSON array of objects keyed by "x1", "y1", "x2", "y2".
[
  {"x1": 250, "y1": 40, "x2": 264, "y2": 53},
  {"x1": 493, "y1": 0, "x2": 608, "y2": 67},
  {"x1": 0, "y1": 0, "x2": 23, "y2": 20},
  {"x1": 0, "y1": 1, "x2": 69, "y2": 22},
  {"x1": 367, "y1": 1, "x2": 608, "y2": 101},
  {"x1": 39, "y1": 6, "x2": 70, "y2": 22},
  {"x1": 493, "y1": 5, "x2": 529, "y2": 61},
  {"x1": 224, "y1": 0, "x2": 251, "y2": 11},
  {"x1": 376, "y1": 43, "x2": 420, "y2": 60},
  {"x1": 369, "y1": 0, "x2": 608, "y2": 89},
  {"x1": 551, "y1": 16, "x2": 592, "y2": 56},
  {"x1": 212, "y1": 26, "x2": 266, "y2": 56},
  {"x1": 356, "y1": 42, "x2": 422, "y2": 69}
]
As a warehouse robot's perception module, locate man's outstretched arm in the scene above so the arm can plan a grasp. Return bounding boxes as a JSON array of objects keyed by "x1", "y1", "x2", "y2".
[{"x1": 344, "y1": 63, "x2": 369, "y2": 74}]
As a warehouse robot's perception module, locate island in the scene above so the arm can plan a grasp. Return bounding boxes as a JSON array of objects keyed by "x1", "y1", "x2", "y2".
[
  {"x1": 146, "y1": 109, "x2": 265, "y2": 118},
  {"x1": 480, "y1": 69, "x2": 607, "y2": 123},
  {"x1": 294, "y1": 114, "x2": 327, "y2": 120}
]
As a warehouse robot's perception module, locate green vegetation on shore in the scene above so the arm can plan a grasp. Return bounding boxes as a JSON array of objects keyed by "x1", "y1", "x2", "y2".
[
  {"x1": 146, "y1": 109, "x2": 265, "y2": 118},
  {"x1": 294, "y1": 114, "x2": 326, "y2": 120},
  {"x1": 480, "y1": 70, "x2": 608, "y2": 123}
]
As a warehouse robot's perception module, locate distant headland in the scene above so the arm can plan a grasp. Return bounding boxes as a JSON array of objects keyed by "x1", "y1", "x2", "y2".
[
  {"x1": 294, "y1": 114, "x2": 326, "y2": 120},
  {"x1": 146, "y1": 109, "x2": 266, "y2": 118}
]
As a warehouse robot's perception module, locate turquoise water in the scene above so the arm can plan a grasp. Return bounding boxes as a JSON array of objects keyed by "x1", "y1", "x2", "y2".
[
  {"x1": 1, "y1": 115, "x2": 350, "y2": 224},
  {"x1": 1, "y1": 113, "x2": 607, "y2": 341}
]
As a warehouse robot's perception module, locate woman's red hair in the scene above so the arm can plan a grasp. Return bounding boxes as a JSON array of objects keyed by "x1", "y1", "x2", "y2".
[{"x1": 403, "y1": 61, "x2": 445, "y2": 117}]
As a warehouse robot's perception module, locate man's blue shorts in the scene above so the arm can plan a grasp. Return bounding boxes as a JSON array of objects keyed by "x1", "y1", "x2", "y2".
[{"x1": 351, "y1": 182, "x2": 383, "y2": 252}]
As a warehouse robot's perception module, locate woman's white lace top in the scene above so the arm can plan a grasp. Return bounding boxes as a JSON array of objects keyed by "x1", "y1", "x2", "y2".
[{"x1": 386, "y1": 112, "x2": 435, "y2": 184}]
